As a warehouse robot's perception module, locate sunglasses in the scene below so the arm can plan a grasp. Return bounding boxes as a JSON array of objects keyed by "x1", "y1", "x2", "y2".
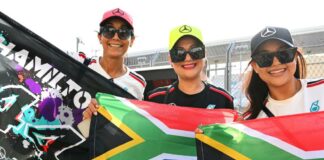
[
  {"x1": 170, "y1": 46, "x2": 205, "y2": 62},
  {"x1": 101, "y1": 27, "x2": 133, "y2": 40},
  {"x1": 252, "y1": 47, "x2": 297, "y2": 68}
]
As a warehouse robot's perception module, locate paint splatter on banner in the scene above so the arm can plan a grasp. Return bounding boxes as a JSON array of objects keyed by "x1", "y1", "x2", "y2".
[{"x1": 0, "y1": 11, "x2": 134, "y2": 159}]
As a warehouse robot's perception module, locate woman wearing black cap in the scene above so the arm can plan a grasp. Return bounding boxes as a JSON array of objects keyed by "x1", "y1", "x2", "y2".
[{"x1": 243, "y1": 26, "x2": 324, "y2": 119}]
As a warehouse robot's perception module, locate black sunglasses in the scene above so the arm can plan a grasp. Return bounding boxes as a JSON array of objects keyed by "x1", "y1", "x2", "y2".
[
  {"x1": 252, "y1": 47, "x2": 297, "y2": 68},
  {"x1": 170, "y1": 46, "x2": 205, "y2": 62},
  {"x1": 101, "y1": 27, "x2": 133, "y2": 40}
]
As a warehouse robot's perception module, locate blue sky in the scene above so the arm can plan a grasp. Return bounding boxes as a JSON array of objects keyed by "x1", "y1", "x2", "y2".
[{"x1": 2, "y1": 0, "x2": 324, "y2": 57}]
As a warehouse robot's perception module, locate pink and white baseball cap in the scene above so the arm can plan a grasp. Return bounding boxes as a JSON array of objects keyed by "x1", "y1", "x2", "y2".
[{"x1": 100, "y1": 8, "x2": 133, "y2": 29}]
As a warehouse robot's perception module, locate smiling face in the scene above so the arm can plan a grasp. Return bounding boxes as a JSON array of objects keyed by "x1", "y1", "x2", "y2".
[
  {"x1": 169, "y1": 36, "x2": 205, "y2": 81},
  {"x1": 98, "y1": 17, "x2": 134, "y2": 59},
  {"x1": 251, "y1": 40, "x2": 297, "y2": 88}
]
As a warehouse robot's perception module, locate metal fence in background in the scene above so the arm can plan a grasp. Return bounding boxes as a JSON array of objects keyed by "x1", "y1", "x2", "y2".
[{"x1": 305, "y1": 53, "x2": 324, "y2": 79}]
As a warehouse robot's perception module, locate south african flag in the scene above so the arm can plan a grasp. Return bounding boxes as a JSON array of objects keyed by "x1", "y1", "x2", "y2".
[
  {"x1": 196, "y1": 111, "x2": 324, "y2": 160},
  {"x1": 89, "y1": 93, "x2": 238, "y2": 160}
]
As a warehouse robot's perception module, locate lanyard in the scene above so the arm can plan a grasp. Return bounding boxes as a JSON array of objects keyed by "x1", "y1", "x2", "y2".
[{"x1": 262, "y1": 106, "x2": 275, "y2": 117}]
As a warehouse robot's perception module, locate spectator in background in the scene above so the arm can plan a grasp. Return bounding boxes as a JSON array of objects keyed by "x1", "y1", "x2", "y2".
[
  {"x1": 78, "y1": 51, "x2": 96, "y2": 66},
  {"x1": 83, "y1": 8, "x2": 146, "y2": 120},
  {"x1": 145, "y1": 25, "x2": 233, "y2": 109},
  {"x1": 243, "y1": 26, "x2": 324, "y2": 119}
]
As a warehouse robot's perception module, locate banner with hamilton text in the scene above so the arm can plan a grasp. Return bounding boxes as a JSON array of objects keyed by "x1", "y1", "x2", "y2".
[{"x1": 0, "y1": 11, "x2": 134, "y2": 160}]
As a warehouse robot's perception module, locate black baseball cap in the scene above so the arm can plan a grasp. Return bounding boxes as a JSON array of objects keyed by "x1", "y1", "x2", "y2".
[{"x1": 251, "y1": 26, "x2": 294, "y2": 56}]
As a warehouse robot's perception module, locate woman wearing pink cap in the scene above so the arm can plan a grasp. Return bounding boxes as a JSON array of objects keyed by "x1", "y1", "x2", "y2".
[
  {"x1": 243, "y1": 26, "x2": 324, "y2": 119},
  {"x1": 83, "y1": 8, "x2": 146, "y2": 120}
]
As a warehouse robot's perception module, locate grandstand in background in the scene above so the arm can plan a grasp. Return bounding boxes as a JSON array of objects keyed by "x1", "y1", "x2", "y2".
[{"x1": 126, "y1": 26, "x2": 324, "y2": 109}]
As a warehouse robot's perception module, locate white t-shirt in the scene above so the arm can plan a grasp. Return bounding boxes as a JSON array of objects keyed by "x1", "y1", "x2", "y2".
[
  {"x1": 257, "y1": 79, "x2": 324, "y2": 118},
  {"x1": 75, "y1": 54, "x2": 146, "y2": 100}
]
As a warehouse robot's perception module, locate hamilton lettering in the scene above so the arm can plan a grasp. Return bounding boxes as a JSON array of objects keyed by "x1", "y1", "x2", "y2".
[{"x1": 0, "y1": 42, "x2": 92, "y2": 109}]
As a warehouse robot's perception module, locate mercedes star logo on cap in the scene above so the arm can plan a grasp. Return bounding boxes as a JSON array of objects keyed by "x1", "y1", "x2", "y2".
[
  {"x1": 261, "y1": 27, "x2": 276, "y2": 37},
  {"x1": 112, "y1": 8, "x2": 124, "y2": 15},
  {"x1": 179, "y1": 25, "x2": 192, "y2": 33}
]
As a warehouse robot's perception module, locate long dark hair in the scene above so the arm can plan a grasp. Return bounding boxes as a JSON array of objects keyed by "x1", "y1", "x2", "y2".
[{"x1": 244, "y1": 51, "x2": 307, "y2": 119}]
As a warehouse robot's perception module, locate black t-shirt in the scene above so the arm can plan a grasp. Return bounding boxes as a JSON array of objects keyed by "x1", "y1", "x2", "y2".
[{"x1": 145, "y1": 81, "x2": 234, "y2": 109}]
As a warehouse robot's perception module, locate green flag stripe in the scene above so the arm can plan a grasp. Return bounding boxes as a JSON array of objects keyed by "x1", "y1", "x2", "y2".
[
  {"x1": 97, "y1": 94, "x2": 196, "y2": 159},
  {"x1": 200, "y1": 124, "x2": 302, "y2": 159},
  {"x1": 196, "y1": 133, "x2": 250, "y2": 160}
]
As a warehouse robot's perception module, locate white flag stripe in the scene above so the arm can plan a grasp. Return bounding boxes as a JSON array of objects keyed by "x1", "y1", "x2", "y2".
[
  {"x1": 150, "y1": 153, "x2": 197, "y2": 160},
  {"x1": 230, "y1": 123, "x2": 324, "y2": 159},
  {"x1": 116, "y1": 97, "x2": 194, "y2": 138}
]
